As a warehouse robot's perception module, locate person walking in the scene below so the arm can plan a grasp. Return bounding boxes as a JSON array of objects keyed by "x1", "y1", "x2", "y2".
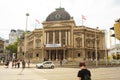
[
  {"x1": 14, "y1": 59, "x2": 17, "y2": 68},
  {"x1": 27, "y1": 60, "x2": 30, "y2": 68},
  {"x1": 60, "y1": 60, "x2": 62, "y2": 66},
  {"x1": 5, "y1": 60, "x2": 9, "y2": 68},
  {"x1": 17, "y1": 59, "x2": 21, "y2": 68},
  {"x1": 77, "y1": 62, "x2": 91, "y2": 80},
  {"x1": 12, "y1": 60, "x2": 15, "y2": 68},
  {"x1": 19, "y1": 60, "x2": 25, "y2": 75},
  {"x1": 22, "y1": 59, "x2": 26, "y2": 69}
]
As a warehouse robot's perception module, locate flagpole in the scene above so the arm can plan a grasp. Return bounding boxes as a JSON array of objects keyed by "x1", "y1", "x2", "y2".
[
  {"x1": 82, "y1": 15, "x2": 86, "y2": 26},
  {"x1": 35, "y1": 20, "x2": 36, "y2": 29},
  {"x1": 82, "y1": 17, "x2": 83, "y2": 26},
  {"x1": 60, "y1": 0, "x2": 61, "y2": 8}
]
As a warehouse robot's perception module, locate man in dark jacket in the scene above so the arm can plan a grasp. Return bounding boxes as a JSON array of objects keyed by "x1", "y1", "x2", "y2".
[{"x1": 77, "y1": 62, "x2": 91, "y2": 80}]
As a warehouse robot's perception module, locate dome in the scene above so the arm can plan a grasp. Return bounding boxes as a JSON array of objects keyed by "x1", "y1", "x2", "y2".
[{"x1": 46, "y1": 8, "x2": 71, "y2": 21}]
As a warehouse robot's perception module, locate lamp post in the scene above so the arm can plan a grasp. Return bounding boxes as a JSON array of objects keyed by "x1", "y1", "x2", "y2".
[
  {"x1": 26, "y1": 13, "x2": 29, "y2": 32},
  {"x1": 104, "y1": 30, "x2": 108, "y2": 66},
  {"x1": 95, "y1": 27, "x2": 99, "y2": 67},
  {"x1": 24, "y1": 13, "x2": 29, "y2": 59},
  {"x1": 105, "y1": 30, "x2": 108, "y2": 66}
]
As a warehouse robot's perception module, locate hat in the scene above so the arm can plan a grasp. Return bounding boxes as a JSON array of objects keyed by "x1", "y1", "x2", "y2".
[{"x1": 79, "y1": 62, "x2": 86, "y2": 67}]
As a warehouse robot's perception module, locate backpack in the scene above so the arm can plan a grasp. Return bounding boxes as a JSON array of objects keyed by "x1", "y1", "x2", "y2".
[{"x1": 83, "y1": 75, "x2": 91, "y2": 80}]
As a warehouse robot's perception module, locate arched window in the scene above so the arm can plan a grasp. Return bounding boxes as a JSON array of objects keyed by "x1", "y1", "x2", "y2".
[
  {"x1": 36, "y1": 53, "x2": 39, "y2": 57},
  {"x1": 97, "y1": 52, "x2": 100, "y2": 60},
  {"x1": 92, "y1": 52, "x2": 95, "y2": 60},
  {"x1": 77, "y1": 53, "x2": 81, "y2": 57},
  {"x1": 76, "y1": 37, "x2": 82, "y2": 47},
  {"x1": 87, "y1": 52, "x2": 91, "y2": 59},
  {"x1": 86, "y1": 39, "x2": 90, "y2": 47},
  {"x1": 36, "y1": 39, "x2": 41, "y2": 48}
]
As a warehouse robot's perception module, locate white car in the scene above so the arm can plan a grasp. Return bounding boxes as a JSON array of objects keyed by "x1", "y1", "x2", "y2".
[{"x1": 36, "y1": 61, "x2": 55, "y2": 69}]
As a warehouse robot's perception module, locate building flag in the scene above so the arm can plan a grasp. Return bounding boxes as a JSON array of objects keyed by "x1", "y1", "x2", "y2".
[
  {"x1": 82, "y1": 15, "x2": 86, "y2": 20},
  {"x1": 82, "y1": 15, "x2": 86, "y2": 26},
  {"x1": 35, "y1": 19, "x2": 40, "y2": 29},
  {"x1": 36, "y1": 19, "x2": 40, "y2": 24}
]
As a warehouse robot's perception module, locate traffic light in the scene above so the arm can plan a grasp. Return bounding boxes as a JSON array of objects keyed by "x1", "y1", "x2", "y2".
[
  {"x1": 111, "y1": 34, "x2": 115, "y2": 37},
  {"x1": 110, "y1": 27, "x2": 114, "y2": 30},
  {"x1": 110, "y1": 27, "x2": 115, "y2": 37},
  {"x1": 110, "y1": 18, "x2": 120, "y2": 39}
]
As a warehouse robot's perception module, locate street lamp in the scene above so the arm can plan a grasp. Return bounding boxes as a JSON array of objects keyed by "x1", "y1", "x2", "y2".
[
  {"x1": 95, "y1": 27, "x2": 99, "y2": 67},
  {"x1": 104, "y1": 30, "x2": 108, "y2": 66},
  {"x1": 26, "y1": 13, "x2": 29, "y2": 32},
  {"x1": 24, "y1": 13, "x2": 29, "y2": 60}
]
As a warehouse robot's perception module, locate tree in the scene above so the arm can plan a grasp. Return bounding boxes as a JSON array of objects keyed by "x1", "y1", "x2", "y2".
[
  {"x1": 112, "y1": 54, "x2": 117, "y2": 60},
  {"x1": 112, "y1": 53, "x2": 120, "y2": 60},
  {"x1": 116, "y1": 53, "x2": 120, "y2": 60},
  {"x1": 6, "y1": 39, "x2": 19, "y2": 59}
]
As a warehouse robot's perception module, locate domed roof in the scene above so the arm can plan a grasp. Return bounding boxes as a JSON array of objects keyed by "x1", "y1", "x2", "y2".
[{"x1": 46, "y1": 8, "x2": 71, "y2": 21}]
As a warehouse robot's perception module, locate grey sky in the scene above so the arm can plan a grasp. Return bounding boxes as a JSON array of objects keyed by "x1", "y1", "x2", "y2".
[{"x1": 0, "y1": 0, "x2": 120, "y2": 43}]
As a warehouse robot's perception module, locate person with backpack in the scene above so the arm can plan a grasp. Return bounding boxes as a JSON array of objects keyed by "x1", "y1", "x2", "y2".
[{"x1": 77, "y1": 62, "x2": 91, "y2": 80}]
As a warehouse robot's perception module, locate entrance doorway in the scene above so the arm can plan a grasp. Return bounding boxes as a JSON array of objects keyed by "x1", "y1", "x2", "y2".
[{"x1": 46, "y1": 50, "x2": 64, "y2": 61}]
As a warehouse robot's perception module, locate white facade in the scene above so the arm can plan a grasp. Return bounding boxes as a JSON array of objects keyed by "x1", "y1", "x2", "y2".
[
  {"x1": 17, "y1": 29, "x2": 24, "y2": 38},
  {"x1": 9, "y1": 29, "x2": 24, "y2": 44}
]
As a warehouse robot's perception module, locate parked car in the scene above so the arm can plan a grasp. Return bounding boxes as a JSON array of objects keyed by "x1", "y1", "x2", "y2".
[{"x1": 36, "y1": 61, "x2": 55, "y2": 69}]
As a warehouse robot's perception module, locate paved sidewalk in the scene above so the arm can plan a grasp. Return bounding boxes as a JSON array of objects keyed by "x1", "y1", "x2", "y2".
[
  {"x1": 1, "y1": 62, "x2": 120, "y2": 80},
  {"x1": 91, "y1": 67, "x2": 120, "y2": 80},
  {"x1": 0, "y1": 66, "x2": 47, "y2": 80}
]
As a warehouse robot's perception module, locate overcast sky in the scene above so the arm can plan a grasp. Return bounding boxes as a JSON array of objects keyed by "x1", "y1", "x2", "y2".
[{"x1": 0, "y1": 0, "x2": 120, "y2": 46}]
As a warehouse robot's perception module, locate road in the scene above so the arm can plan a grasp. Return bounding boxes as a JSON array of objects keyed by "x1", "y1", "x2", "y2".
[{"x1": 0, "y1": 63, "x2": 120, "y2": 80}]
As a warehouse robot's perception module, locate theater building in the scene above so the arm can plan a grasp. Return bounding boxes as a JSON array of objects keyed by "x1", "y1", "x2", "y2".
[{"x1": 17, "y1": 8, "x2": 106, "y2": 61}]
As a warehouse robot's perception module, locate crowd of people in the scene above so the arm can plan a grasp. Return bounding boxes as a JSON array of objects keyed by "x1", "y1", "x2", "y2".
[{"x1": 4, "y1": 59, "x2": 30, "y2": 69}]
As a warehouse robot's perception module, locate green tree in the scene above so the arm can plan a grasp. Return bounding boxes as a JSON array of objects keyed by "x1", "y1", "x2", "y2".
[
  {"x1": 6, "y1": 39, "x2": 19, "y2": 56},
  {"x1": 112, "y1": 54, "x2": 117, "y2": 60},
  {"x1": 116, "y1": 53, "x2": 120, "y2": 60}
]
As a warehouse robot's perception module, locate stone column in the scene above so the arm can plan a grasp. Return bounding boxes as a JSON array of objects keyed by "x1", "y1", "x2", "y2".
[
  {"x1": 44, "y1": 32, "x2": 46, "y2": 45},
  {"x1": 65, "y1": 31, "x2": 67, "y2": 45},
  {"x1": 82, "y1": 33, "x2": 84, "y2": 48},
  {"x1": 68, "y1": 31, "x2": 70, "y2": 46},
  {"x1": 46, "y1": 32, "x2": 48, "y2": 44},
  {"x1": 33, "y1": 36, "x2": 35, "y2": 48},
  {"x1": 59, "y1": 31, "x2": 61, "y2": 44},
  {"x1": 56, "y1": 50, "x2": 58, "y2": 61},
  {"x1": 53, "y1": 31, "x2": 55, "y2": 44},
  {"x1": 49, "y1": 50, "x2": 51, "y2": 60},
  {"x1": 42, "y1": 47, "x2": 44, "y2": 61},
  {"x1": 47, "y1": 32, "x2": 49, "y2": 44},
  {"x1": 63, "y1": 48, "x2": 65, "y2": 59}
]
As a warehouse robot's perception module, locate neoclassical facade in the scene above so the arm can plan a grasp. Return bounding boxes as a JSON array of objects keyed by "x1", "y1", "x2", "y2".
[{"x1": 17, "y1": 8, "x2": 106, "y2": 61}]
